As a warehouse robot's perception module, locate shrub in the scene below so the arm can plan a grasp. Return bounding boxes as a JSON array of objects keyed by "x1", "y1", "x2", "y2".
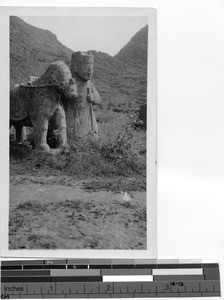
[{"x1": 10, "y1": 123, "x2": 145, "y2": 179}]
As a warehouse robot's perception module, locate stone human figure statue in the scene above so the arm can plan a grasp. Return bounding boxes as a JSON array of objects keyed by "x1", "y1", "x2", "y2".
[{"x1": 66, "y1": 51, "x2": 101, "y2": 141}]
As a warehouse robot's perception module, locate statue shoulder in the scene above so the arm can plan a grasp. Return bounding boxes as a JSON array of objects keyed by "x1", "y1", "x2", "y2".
[
  {"x1": 88, "y1": 81, "x2": 101, "y2": 104},
  {"x1": 88, "y1": 80, "x2": 97, "y2": 90}
]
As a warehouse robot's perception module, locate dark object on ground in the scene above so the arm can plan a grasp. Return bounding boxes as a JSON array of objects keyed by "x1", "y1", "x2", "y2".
[{"x1": 135, "y1": 103, "x2": 146, "y2": 129}]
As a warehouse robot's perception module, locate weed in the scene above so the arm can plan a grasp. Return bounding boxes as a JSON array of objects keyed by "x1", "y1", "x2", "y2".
[
  {"x1": 10, "y1": 121, "x2": 145, "y2": 179},
  {"x1": 83, "y1": 176, "x2": 146, "y2": 192}
]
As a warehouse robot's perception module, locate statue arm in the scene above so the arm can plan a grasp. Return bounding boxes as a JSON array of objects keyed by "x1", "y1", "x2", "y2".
[{"x1": 90, "y1": 82, "x2": 101, "y2": 105}]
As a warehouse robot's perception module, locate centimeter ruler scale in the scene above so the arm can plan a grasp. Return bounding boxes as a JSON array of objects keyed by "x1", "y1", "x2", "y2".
[{"x1": 1, "y1": 259, "x2": 221, "y2": 298}]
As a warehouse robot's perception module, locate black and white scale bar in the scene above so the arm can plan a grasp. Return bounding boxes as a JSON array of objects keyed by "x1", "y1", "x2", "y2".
[
  {"x1": 1, "y1": 260, "x2": 221, "y2": 298},
  {"x1": 1, "y1": 274, "x2": 219, "y2": 282},
  {"x1": 1, "y1": 276, "x2": 103, "y2": 283},
  {"x1": 1, "y1": 280, "x2": 221, "y2": 298},
  {"x1": 1, "y1": 264, "x2": 220, "y2": 272},
  {"x1": 1, "y1": 260, "x2": 219, "y2": 268},
  {"x1": 1, "y1": 267, "x2": 220, "y2": 279}
]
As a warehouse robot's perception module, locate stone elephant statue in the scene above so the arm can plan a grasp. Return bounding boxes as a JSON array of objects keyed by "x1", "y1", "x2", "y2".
[{"x1": 10, "y1": 61, "x2": 77, "y2": 152}]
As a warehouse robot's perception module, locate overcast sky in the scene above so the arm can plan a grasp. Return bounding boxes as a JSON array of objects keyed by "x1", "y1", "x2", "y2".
[{"x1": 20, "y1": 16, "x2": 148, "y2": 56}]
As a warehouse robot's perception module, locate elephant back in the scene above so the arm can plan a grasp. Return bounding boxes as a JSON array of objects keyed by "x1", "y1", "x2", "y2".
[
  {"x1": 35, "y1": 61, "x2": 72, "y2": 86},
  {"x1": 10, "y1": 85, "x2": 27, "y2": 121}
]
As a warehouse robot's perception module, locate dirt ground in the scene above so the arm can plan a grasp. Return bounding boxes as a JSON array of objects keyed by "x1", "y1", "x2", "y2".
[
  {"x1": 9, "y1": 181, "x2": 146, "y2": 250},
  {"x1": 9, "y1": 116, "x2": 147, "y2": 250}
]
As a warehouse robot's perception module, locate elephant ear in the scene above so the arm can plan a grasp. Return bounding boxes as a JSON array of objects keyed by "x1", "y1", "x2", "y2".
[{"x1": 59, "y1": 81, "x2": 65, "y2": 90}]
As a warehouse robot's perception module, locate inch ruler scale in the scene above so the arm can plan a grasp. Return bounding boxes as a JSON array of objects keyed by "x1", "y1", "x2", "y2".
[{"x1": 1, "y1": 259, "x2": 221, "y2": 298}]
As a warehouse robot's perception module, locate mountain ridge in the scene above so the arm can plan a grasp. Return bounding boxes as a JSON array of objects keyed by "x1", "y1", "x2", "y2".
[
  {"x1": 10, "y1": 17, "x2": 148, "y2": 112},
  {"x1": 114, "y1": 25, "x2": 148, "y2": 71}
]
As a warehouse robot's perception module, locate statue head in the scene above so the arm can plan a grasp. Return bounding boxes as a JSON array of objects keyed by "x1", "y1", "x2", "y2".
[{"x1": 71, "y1": 51, "x2": 94, "y2": 81}]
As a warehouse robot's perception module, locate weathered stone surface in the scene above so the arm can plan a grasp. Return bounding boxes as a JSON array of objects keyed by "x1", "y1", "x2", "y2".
[
  {"x1": 10, "y1": 61, "x2": 77, "y2": 152},
  {"x1": 67, "y1": 51, "x2": 101, "y2": 141}
]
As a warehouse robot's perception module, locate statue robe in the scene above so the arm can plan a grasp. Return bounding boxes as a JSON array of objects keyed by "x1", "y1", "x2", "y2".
[{"x1": 65, "y1": 78, "x2": 101, "y2": 140}]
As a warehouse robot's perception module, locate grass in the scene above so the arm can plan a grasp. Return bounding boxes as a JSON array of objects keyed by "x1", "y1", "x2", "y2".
[
  {"x1": 82, "y1": 177, "x2": 146, "y2": 192},
  {"x1": 10, "y1": 111, "x2": 146, "y2": 192}
]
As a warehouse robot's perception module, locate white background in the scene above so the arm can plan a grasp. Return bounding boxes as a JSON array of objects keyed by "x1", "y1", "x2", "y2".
[{"x1": 0, "y1": 0, "x2": 224, "y2": 299}]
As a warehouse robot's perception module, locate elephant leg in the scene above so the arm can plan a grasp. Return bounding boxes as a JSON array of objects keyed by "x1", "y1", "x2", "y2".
[
  {"x1": 14, "y1": 124, "x2": 23, "y2": 143},
  {"x1": 33, "y1": 118, "x2": 50, "y2": 152},
  {"x1": 21, "y1": 126, "x2": 27, "y2": 143},
  {"x1": 55, "y1": 106, "x2": 70, "y2": 152},
  {"x1": 9, "y1": 125, "x2": 16, "y2": 142}
]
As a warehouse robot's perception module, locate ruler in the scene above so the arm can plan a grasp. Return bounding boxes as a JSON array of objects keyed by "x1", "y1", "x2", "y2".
[{"x1": 1, "y1": 259, "x2": 221, "y2": 298}]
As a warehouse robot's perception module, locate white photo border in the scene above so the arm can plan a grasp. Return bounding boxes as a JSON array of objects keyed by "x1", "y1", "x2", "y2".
[{"x1": 0, "y1": 6, "x2": 157, "y2": 259}]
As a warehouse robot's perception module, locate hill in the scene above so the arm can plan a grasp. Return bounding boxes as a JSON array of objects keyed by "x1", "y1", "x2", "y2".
[
  {"x1": 10, "y1": 17, "x2": 148, "y2": 112},
  {"x1": 114, "y1": 25, "x2": 148, "y2": 72},
  {"x1": 10, "y1": 16, "x2": 72, "y2": 88},
  {"x1": 91, "y1": 50, "x2": 147, "y2": 112},
  {"x1": 114, "y1": 25, "x2": 148, "y2": 125}
]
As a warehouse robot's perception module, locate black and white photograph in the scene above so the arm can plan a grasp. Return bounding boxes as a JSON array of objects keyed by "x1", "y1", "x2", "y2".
[
  {"x1": 1, "y1": 7, "x2": 156, "y2": 255},
  {"x1": 2, "y1": 0, "x2": 224, "y2": 295}
]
